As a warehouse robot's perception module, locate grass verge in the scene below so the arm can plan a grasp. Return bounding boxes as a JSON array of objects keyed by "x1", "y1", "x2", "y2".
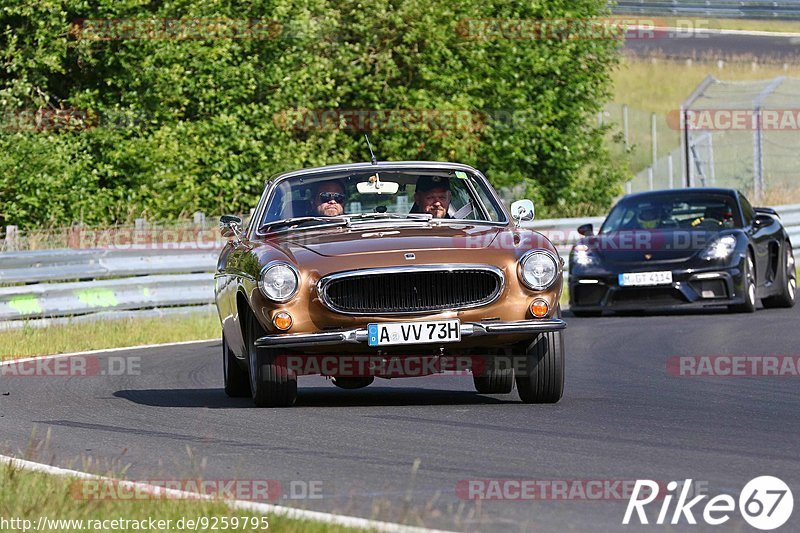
[
  {"x1": 653, "y1": 16, "x2": 800, "y2": 34},
  {"x1": 0, "y1": 462, "x2": 360, "y2": 533},
  {"x1": 0, "y1": 311, "x2": 220, "y2": 361}
]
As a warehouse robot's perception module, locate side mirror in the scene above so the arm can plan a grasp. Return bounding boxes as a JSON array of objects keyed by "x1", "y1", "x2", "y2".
[
  {"x1": 577, "y1": 223, "x2": 594, "y2": 237},
  {"x1": 220, "y1": 215, "x2": 243, "y2": 241},
  {"x1": 754, "y1": 214, "x2": 773, "y2": 228},
  {"x1": 510, "y1": 199, "x2": 535, "y2": 225}
]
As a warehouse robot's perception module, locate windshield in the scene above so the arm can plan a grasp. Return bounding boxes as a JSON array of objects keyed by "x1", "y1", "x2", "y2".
[
  {"x1": 600, "y1": 193, "x2": 742, "y2": 233},
  {"x1": 258, "y1": 168, "x2": 506, "y2": 232}
]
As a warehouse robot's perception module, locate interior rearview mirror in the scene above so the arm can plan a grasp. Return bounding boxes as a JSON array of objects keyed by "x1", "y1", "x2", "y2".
[{"x1": 356, "y1": 175, "x2": 399, "y2": 194}]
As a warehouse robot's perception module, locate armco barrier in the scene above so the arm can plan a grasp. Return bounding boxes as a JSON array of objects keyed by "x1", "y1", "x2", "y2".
[
  {"x1": 613, "y1": 0, "x2": 800, "y2": 19},
  {"x1": 0, "y1": 203, "x2": 797, "y2": 327}
]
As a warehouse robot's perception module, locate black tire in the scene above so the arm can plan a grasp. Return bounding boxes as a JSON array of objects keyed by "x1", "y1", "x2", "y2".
[
  {"x1": 571, "y1": 310, "x2": 602, "y2": 318},
  {"x1": 762, "y1": 244, "x2": 796, "y2": 308},
  {"x1": 331, "y1": 377, "x2": 374, "y2": 389},
  {"x1": 472, "y1": 365, "x2": 514, "y2": 394},
  {"x1": 223, "y1": 333, "x2": 250, "y2": 398},
  {"x1": 731, "y1": 252, "x2": 757, "y2": 313},
  {"x1": 514, "y1": 331, "x2": 565, "y2": 404},
  {"x1": 245, "y1": 311, "x2": 297, "y2": 407}
]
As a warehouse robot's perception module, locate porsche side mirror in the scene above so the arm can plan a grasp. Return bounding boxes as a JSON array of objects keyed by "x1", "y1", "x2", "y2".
[
  {"x1": 220, "y1": 215, "x2": 243, "y2": 240},
  {"x1": 577, "y1": 223, "x2": 594, "y2": 237},
  {"x1": 754, "y1": 214, "x2": 773, "y2": 228},
  {"x1": 510, "y1": 199, "x2": 535, "y2": 226}
]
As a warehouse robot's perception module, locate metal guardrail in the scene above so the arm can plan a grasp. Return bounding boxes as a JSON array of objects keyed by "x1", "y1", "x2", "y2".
[
  {"x1": 613, "y1": 0, "x2": 800, "y2": 19},
  {"x1": 0, "y1": 203, "x2": 797, "y2": 328}
]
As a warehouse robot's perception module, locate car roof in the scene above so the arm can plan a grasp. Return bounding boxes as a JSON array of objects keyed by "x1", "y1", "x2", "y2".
[
  {"x1": 267, "y1": 161, "x2": 483, "y2": 183},
  {"x1": 621, "y1": 188, "x2": 739, "y2": 202}
]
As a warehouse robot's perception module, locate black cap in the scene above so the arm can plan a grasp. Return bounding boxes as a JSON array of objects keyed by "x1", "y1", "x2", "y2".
[{"x1": 415, "y1": 175, "x2": 450, "y2": 193}]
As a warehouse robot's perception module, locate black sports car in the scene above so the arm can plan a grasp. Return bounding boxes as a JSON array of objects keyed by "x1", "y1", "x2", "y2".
[{"x1": 569, "y1": 188, "x2": 796, "y2": 316}]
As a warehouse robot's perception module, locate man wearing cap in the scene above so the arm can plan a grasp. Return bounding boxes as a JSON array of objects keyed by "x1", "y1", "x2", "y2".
[{"x1": 412, "y1": 175, "x2": 452, "y2": 219}]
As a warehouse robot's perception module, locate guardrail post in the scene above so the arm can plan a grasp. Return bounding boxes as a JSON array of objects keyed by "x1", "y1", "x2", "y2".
[
  {"x1": 668, "y1": 154, "x2": 674, "y2": 189},
  {"x1": 647, "y1": 167, "x2": 654, "y2": 190},
  {"x1": 4, "y1": 225, "x2": 18, "y2": 251}
]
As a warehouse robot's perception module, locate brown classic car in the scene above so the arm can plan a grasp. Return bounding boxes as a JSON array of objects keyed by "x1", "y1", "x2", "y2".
[{"x1": 215, "y1": 161, "x2": 566, "y2": 407}]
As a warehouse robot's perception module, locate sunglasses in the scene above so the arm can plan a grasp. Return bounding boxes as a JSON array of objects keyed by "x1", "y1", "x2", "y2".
[{"x1": 319, "y1": 192, "x2": 345, "y2": 203}]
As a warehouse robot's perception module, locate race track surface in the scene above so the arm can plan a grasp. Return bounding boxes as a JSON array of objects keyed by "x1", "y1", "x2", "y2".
[
  {"x1": 2, "y1": 306, "x2": 799, "y2": 532},
  {"x1": 624, "y1": 29, "x2": 800, "y2": 61}
]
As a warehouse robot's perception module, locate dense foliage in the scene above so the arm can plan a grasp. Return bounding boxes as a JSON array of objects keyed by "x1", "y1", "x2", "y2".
[{"x1": 0, "y1": 0, "x2": 625, "y2": 229}]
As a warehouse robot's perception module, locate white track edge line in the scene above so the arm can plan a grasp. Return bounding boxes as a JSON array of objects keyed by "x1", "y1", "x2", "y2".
[
  {"x1": 1, "y1": 338, "x2": 221, "y2": 366},
  {"x1": 0, "y1": 455, "x2": 455, "y2": 533}
]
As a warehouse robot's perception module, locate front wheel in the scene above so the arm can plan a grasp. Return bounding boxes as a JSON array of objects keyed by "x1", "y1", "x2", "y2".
[
  {"x1": 762, "y1": 244, "x2": 796, "y2": 308},
  {"x1": 513, "y1": 331, "x2": 565, "y2": 404},
  {"x1": 245, "y1": 311, "x2": 297, "y2": 407},
  {"x1": 473, "y1": 366, "x2": 514, "y2": 394},
  {"x1": 731, "y1": 253, "x2": 757, "y2": 313},
  {"x1": 223, "y1": 333, "x2": 250, "y2": 398}
]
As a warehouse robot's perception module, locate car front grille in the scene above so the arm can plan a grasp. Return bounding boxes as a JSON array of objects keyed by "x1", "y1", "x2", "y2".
[{"x1": 318, "y1": 266, "x2": 504, "y2": 314}]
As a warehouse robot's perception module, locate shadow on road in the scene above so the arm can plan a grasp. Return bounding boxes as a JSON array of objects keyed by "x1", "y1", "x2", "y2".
[{"x1": 113, "y1": 386, "x2": 515, "y2": 408}]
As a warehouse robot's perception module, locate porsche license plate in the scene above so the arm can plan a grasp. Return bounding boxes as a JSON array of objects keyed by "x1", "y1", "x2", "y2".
[
  {"x1": 618, "y1": 271, "x2": 673, "y2": 287},
  {"x1": 368, "y1": 320, "x2": 461, "y2": 347}
]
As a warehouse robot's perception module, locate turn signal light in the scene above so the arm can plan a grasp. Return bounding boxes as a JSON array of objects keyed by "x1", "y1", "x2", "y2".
[
  {"x1": 530, "y1": 299, "x2": 549, "y2": 318},
  {"x1": 273, "y1": 311, "x2": 293, "y2": 331}
]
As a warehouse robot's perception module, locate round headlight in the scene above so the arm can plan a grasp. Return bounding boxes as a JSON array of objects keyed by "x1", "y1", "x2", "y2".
[
  {"x1": 519, "y1": 251, "x2": 559, "y2": 290},
  {"x1": 258, "y1": 262, "x2": 299, "y2": 302}
]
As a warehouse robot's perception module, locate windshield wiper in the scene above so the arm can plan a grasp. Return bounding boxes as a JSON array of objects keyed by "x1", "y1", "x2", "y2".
[
  {"x1": 343, "y1": 213, "x2": 433, "y2": 226},
  {"x1": 259, "y1": 216, "x2": 348, "y2": 233}
]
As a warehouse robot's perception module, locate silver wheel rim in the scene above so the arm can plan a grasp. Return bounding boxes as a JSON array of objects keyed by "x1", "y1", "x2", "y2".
[
  {"x1": 788, "y1": 249, "x2": 796, "y2": 300},
  {"x1": 747, "y1": 256, "x2": 756, "y2": 305}
]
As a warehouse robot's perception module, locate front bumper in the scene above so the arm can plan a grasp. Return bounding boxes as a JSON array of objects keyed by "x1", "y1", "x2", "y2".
[
  {"x1": 569, "y1": 264, "x2": 746, "y2": 311},
  {"x1": 255, "y1": 319, "x2": 566, "y2": 349}
]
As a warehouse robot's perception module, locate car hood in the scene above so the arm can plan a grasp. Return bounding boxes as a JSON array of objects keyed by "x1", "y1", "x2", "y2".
[
  {"x1": 253, "y1": 223, "x2": 557, "y2": 272},
  {"x1": 579, "y1": 229, "x2": 727, "y2": 264}
]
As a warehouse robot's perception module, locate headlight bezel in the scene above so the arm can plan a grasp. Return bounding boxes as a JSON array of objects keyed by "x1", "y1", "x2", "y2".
[
  {"x1": 518, "y1": 249, "x2": 560, "y2": 291},
  {"x1": 699, "y1": 235, "x2": 737, "y2": 261},
  {"x1": 258, "y1": 261, "x2": 300, "y2": 303}
]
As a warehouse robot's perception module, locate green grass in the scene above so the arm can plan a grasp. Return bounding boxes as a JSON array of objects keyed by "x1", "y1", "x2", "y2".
[
  {"x1": 0, "y1": 462, "x2": 360, "y2": 533},
  {"x1": 655, "y1": 16, "x2": 800, "y2": 34},
  {"x1": 0, "y1": 311, "x2": 220, "y2": 360}
]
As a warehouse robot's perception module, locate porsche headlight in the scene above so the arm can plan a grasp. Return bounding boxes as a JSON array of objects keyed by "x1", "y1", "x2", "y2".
[
  {"x1": 519, "y1": 251, "x2": 559, "y2": 290},
  {"x1": 572, "y1": 244, "x2": 596, "y2": 266},
  {"x1": 258, "y1": 262, "x2": 300, "y2": 302},
  {"x1": 699, "y1": 235, "x2": 737, "y2": 260}
]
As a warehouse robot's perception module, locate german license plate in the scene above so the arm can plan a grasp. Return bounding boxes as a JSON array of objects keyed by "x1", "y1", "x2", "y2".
[
  {"x1": 368, "y1": 320, "x2": 461, "y2": 347},
  {"x1": 618, "y1": 271, "x2": 673, "y2": 287}
]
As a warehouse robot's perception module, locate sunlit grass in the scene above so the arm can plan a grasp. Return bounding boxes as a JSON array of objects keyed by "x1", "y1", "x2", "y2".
[
  {"x1": 0, "y1": 462, "x2": 360, "y2": 533},
  {"x1": 0, "y1": 310, "x2": 220, "y2": 360}
]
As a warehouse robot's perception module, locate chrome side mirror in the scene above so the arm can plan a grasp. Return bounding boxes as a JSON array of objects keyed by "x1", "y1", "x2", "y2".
[
  {"x1": 510, "y1": 199, "x2": 535, "y2": 226},
  {"x1": 220, "y1": 215, "x2": 243, "y2": 241}
]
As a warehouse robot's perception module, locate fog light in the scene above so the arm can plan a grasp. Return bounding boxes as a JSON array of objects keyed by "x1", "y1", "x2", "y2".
[
  {"x1": 530, "y1": 299, "x2": 549, "y2": 318},
  {"x1": 273, "y1": 311, "x2": 293, "y2": 331}
]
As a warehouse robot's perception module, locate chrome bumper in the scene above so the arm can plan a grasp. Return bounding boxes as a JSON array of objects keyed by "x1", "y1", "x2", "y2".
[{"x1": 255, "y1": 319, "x2": 566, "y2": 349}]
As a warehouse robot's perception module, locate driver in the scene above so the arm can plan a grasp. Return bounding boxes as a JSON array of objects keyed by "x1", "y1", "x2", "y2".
[
  {"x1": 312, "y1": 180, "x2": 347, "y2": 217},
  {"x1": 636, "y1": 205, "x2": 661, "y2": 229},
  {"x1": 412, "y1": 175, "x2": 451, "y2": 219}
]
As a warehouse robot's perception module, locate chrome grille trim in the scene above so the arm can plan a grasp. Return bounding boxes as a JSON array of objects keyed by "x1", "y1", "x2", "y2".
[{"x1": 317, "y1": 265, "x2": 505, "y2": 315}]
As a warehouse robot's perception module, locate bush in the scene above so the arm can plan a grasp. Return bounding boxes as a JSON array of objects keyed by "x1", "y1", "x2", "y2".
[{"x1": 0, "y1": 0, "x2": 626, "y2": 229}]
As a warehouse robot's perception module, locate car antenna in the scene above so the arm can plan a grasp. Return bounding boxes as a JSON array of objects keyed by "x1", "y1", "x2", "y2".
[{"x1": 364, "y1": 134, "x2": 377, "y2": 165}]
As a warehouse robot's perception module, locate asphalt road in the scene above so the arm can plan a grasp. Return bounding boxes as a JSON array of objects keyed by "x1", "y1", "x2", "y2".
[
  {"x1": 2, "y1": 305, "x2": 799, "y2": 532},
  {"x1": 624, "y1": 29, "x2": 800, "y2": 61}
]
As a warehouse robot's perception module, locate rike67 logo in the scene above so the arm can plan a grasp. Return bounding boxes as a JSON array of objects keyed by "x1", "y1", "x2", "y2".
[{"x1": 624, "y1": 477, "x2": 793, "y2": 530}]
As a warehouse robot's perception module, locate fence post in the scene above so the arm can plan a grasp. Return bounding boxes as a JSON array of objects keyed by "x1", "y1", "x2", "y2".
[
  {"x1": 651, "y1": 112, "x2": 658, "y2": 170},
  {"x1": 626, "y1": 181, "x2": 632, "y2": 195},
  {"x1": 668, "y1": 154, "x2": 674, "y2": 189},
  {"x1": 647, "y1": 167, "x2": 654, "y2": 191},
  {"x1": 5, "y1": 225, "x2": 18, "y2": 251},
  {"x1": 622, "y1": 104, "x2": 629, "y2": 151},
  {"x1": 753, "y1": 109, "x2": 764, "y2": 203},
  {"x1": 193, "y1": 212, "x2": 206, "y2": 229}
]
